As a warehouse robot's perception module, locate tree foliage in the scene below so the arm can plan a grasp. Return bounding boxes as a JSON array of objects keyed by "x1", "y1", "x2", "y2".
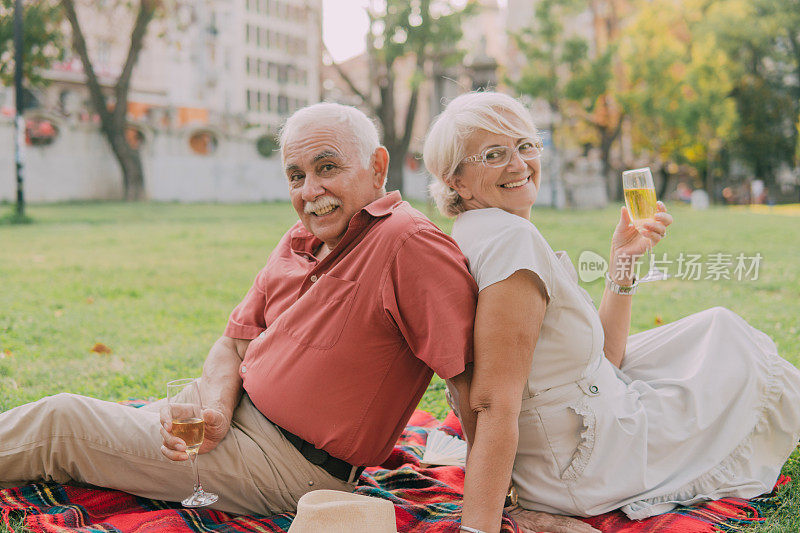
[
  {"x1": 0, "y1": 0, "x2": 64, "y2": 88},
  {"x1": 620, "y1": 0, "x2": 738, "y2": 192},
  {"x1": 329, "y1": 0, "x2": 475, "y2": 192},
  {"x1": 509, "y1": 0, "x2": 625, "y2": 195},
  {"x1": 715, "y1": 0, "x2": 800, "y2": 185},
  {"x1": 622, "y1": 0, "x2": 800, "y2": 193}
]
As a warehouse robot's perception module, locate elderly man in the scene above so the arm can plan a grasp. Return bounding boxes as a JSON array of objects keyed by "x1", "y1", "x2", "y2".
[{"x1": 0, "y1": 103, "x2": 477, "y2": 516}]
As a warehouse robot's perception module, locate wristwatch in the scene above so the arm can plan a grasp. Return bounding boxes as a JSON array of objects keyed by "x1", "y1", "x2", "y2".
[{"x1": 605, "y1": 272, "x2": 638, "y2": 295}]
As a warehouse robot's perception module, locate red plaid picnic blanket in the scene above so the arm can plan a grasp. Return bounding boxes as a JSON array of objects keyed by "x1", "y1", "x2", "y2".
[{"x1": 0, "y1": 408, "x2": 788, "y2": 532}]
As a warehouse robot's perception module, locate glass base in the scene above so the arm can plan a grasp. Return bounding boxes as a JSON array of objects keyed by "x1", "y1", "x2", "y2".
[
  {"x1": 181, "y1": 490, "x2": 219, "y2": 508},
  {"x1": 639, "y1": 268, "x2": 669, "y2": 283}
]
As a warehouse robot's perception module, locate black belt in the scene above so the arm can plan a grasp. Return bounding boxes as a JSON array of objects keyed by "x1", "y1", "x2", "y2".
[{"x1": 277, "y1": 426, "x2": 365, "y2": 483}]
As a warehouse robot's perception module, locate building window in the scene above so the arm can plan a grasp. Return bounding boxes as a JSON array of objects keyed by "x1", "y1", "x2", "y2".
[
  {"x1": 189, "y1": 131, "x2": 218, "y2": 155},
  {"x1": 278, "y1": 95, "x2": 288, "y2": 115},
  {"x1": 25, "y1": 117, "x2": 59, "y2": 147},
  {"x1": 246, "y1": 89, "x2": 254, "y2": 111}
]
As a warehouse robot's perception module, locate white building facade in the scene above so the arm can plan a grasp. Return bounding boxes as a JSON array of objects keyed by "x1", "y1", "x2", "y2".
[{"x1": 0, "y1": 0, "x2": 324, "y2": 202}]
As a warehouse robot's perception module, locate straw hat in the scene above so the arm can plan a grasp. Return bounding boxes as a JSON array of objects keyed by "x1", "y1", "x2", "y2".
[{"x1": 287, "y1": 490, "x2": 398, "y2": 533}]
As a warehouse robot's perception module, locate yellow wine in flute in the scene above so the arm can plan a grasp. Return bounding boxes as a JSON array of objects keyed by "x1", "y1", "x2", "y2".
[
  {"x1": 621, "y1": 167, "x2": 668, "y2": 282},
  {"x1": 623, "y1": 188, "x2": 658, "y2": 226}
]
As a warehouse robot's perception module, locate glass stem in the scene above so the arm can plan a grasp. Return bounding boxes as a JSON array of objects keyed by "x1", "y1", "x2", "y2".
[{"x1": 189, "y1": 452, "x2": 203, "y2": 494}]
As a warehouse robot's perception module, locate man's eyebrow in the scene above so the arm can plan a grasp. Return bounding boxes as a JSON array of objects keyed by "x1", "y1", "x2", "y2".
[
  {"x1": 284, "y1": 163, "x2": 300, "y2": 173},
  {"x1": 313, "y1": 150, "x2": 341, "y2": 163}
]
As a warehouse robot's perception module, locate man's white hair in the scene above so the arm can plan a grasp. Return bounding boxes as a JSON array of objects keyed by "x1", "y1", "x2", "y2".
[
  {"x1": 423, "y1": 92, "x2": 539, "y2": 217},
  {"x1": 279, "y1": 102, "x2": 381, "y2": 169}
]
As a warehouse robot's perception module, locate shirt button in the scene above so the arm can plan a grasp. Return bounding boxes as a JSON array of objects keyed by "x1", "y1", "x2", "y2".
[
  {"x1": 310, "y1": 275, "x2": 318, "y2": 282},
  {"x1": 589, "y1": 385, "x2": 599, "y2": 394},
  {"x1": 241, "y1": 365, "x2": 247, "y2": 374}
]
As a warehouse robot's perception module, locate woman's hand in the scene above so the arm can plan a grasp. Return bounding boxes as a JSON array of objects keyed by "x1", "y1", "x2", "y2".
[
  {"x1": 508, "y1": 507, "x2": 601, "y2": 533},
  {"x1": 609, "y1": 201, "x2": 673, "y2": 283}
]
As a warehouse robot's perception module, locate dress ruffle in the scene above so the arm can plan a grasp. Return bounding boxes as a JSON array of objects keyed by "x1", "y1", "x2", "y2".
[
  {"x1": 562, "y1": 397, "x2": 596, "y2": 483},
  {"x1": 620, "y1": 346, "x2": 796, "y2": 520}
]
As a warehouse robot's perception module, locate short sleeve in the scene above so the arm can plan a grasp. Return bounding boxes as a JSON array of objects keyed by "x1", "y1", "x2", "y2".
[
  {"x1": 454, "y1": 210, "x2": 555, "y2": 300},
  {"x1": 223, "y1": 268, "x2": 268, "y2": 339},
  {"x1": 381, "y1": 229, "x2": 478, "y2": 379}
]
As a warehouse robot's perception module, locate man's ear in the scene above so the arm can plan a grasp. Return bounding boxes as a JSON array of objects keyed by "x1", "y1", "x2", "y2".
[{"x1": 371, "y1": 146, "x2": 389, "y2": 189}]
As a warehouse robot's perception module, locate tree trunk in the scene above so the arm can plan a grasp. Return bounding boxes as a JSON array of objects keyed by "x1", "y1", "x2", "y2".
[
  {"x1": 386, "y1": 143, "x2": 405, "y2": 193},
  {"x1": 61, "y1": 0, "x2": 154, "y2": 201},
  {"x1": 657, "y1": 166, "x2": 670, "y2": 200},
  {"x1": 108, "y1": 127, "x2": 145, "y2": 200}
]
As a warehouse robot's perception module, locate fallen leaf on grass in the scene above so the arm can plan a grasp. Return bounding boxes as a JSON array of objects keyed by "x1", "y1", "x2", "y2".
[
  {"x1": 0, "y1": 349, "x2": 11, "y2": 358},
  {"x1": 655, "y1": 316, "x2": 663, "y2": 325},
  {"x1": 91, "y1": 343, "x2": 112, "y2": 355},
  {"x1": 86, "y1": 297, "x2": 95, "y2": 304},
  {"x1": 54, "y1": 309, "x2": 63, "y2": 318}
]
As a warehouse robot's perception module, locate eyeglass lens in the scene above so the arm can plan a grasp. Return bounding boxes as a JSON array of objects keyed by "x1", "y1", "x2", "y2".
[{"x1": 483, "y1": 141, "x2": 540, "y2": 167}]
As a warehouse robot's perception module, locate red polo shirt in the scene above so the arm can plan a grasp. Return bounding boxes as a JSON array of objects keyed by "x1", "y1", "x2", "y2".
[{"x1": 224, "y1": 192, "x2": 477, "y2": 466}]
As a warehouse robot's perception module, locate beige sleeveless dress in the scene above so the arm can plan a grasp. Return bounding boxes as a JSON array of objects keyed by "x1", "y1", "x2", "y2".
[{"x1": 452, "y1": 207, "x2": 800, "y2": 519}]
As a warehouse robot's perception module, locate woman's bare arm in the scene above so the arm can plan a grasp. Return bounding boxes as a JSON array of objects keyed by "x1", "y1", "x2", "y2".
[{"x1": 459, "y1": 270, "x2": 545, "y2": 533}]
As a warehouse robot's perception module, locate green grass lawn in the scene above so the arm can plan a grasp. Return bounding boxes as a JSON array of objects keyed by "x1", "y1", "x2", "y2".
[{"x1": 1, "y1": 201, "x2": 799, "y2": 532}]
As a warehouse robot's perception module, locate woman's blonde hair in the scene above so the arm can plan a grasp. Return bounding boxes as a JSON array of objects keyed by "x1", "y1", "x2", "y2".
[{"x1": 423, "y1": 92, "x2": 539, "y2": 217}]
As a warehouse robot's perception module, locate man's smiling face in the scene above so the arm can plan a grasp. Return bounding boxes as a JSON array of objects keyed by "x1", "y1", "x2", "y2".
[{"x1": 283, "y1": 125, "x2": 384, "y2": 252}]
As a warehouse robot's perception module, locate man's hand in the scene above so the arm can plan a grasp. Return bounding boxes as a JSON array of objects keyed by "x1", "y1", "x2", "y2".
[
  {"x1": 160, "y1": 406, "x2": 230, "y2": 461},
  {"x1": 508, "y1": 507, "x2": 601, "y2": 533}
]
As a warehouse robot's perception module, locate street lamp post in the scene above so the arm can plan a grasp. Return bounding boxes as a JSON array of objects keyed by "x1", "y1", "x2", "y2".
[{"x1": 13, "y1": 0, "x2": 25, "y2": 218}]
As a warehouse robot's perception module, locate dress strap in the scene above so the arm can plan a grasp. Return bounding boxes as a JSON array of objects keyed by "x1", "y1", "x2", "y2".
[{"x1": 521, "y1": 359, "x2": 614, "y2": 410}]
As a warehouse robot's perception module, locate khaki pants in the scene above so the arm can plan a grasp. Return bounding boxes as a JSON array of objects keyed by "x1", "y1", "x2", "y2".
[{"x1": 0, "y1": 393, "x2": 355, "y2": 515}]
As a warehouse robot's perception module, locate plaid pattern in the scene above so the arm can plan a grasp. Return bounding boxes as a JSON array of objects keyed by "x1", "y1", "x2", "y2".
[{"x1": 1, "y1": 408, "x2": 787, "y2": 533}]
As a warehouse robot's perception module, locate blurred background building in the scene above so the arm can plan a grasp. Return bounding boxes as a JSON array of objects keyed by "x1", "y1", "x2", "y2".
[
  {"x1": 1, "y1": 0, "x2": 797, "y2": 204},
  {"x1": 0, "y1": 0, "x2": 323, "y2": 202}
]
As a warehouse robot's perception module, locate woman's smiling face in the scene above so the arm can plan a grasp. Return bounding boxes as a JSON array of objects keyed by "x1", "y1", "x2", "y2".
[{"x1": 451, "y1": 128, "x2": 542, "y2": 219}]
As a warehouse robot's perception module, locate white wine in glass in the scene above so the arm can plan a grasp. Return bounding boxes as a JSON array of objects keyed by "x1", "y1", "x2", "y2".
[
  {"x1": 622, "y1": 167, "x2": 668, "y2": 282},
  {"x1": 167, "y1": 378, "x2": 219, "y2": 508}
]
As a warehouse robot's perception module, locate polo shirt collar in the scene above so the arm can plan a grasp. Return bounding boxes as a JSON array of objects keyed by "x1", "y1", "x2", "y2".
[
  {"x1": 363, "y1": 190, "x2": 402, "y2": 218},
  {"x1": 289, "y1": 191, "x2": 404, "y2": 256}
]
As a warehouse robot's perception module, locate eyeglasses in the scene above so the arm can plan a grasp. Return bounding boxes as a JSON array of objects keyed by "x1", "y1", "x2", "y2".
[{"x1": 461, "y1": 139, "x2": 544, "y2": 168}]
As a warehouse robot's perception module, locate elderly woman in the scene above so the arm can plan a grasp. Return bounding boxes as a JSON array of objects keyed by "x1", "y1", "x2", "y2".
[{"x1": 424, "y1": 92, "x2": 800, "y2": 533}]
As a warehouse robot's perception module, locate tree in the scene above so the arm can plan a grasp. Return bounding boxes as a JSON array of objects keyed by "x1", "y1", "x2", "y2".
[
  {"x1": 60, "y1": 0, "x2": 158, "y2": 200},
  {"x1": 0, "y1": 0, "x2": 64, "y2": 88},
  {"x1": 715, "y1": 0, "x2": 800, "y2": 188},
  {"x1": 327, "y1": 0, "x2": 474, "y2": 192},
  {"x1": 509, "y1": 0, "x2": 625, "y2": 198},
  {"x1": 620, "y1": 0, "x2": 738, "y2": 198}
]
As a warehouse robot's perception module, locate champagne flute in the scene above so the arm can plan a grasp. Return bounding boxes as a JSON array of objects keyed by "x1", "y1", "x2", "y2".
[
  {"x1": 622, "y1": 167, "x2": 668, "y2": 282},
  {"x1": 167, "y1": 378, "x2": 219, "y2": 508}
]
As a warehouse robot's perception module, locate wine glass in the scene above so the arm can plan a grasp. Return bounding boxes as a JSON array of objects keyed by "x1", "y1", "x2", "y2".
[
  {"x1": 167, "y1": 378, "x2": 219, "y2": 508},
  {"x1": 622, "y1": 167, "x2": 668, "y2": 282}
]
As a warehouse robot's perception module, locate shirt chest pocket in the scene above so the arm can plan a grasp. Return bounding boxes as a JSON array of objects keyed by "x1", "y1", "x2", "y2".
[{"x1": 279, "y1": 274, "x2": 359, "y2": 350}]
